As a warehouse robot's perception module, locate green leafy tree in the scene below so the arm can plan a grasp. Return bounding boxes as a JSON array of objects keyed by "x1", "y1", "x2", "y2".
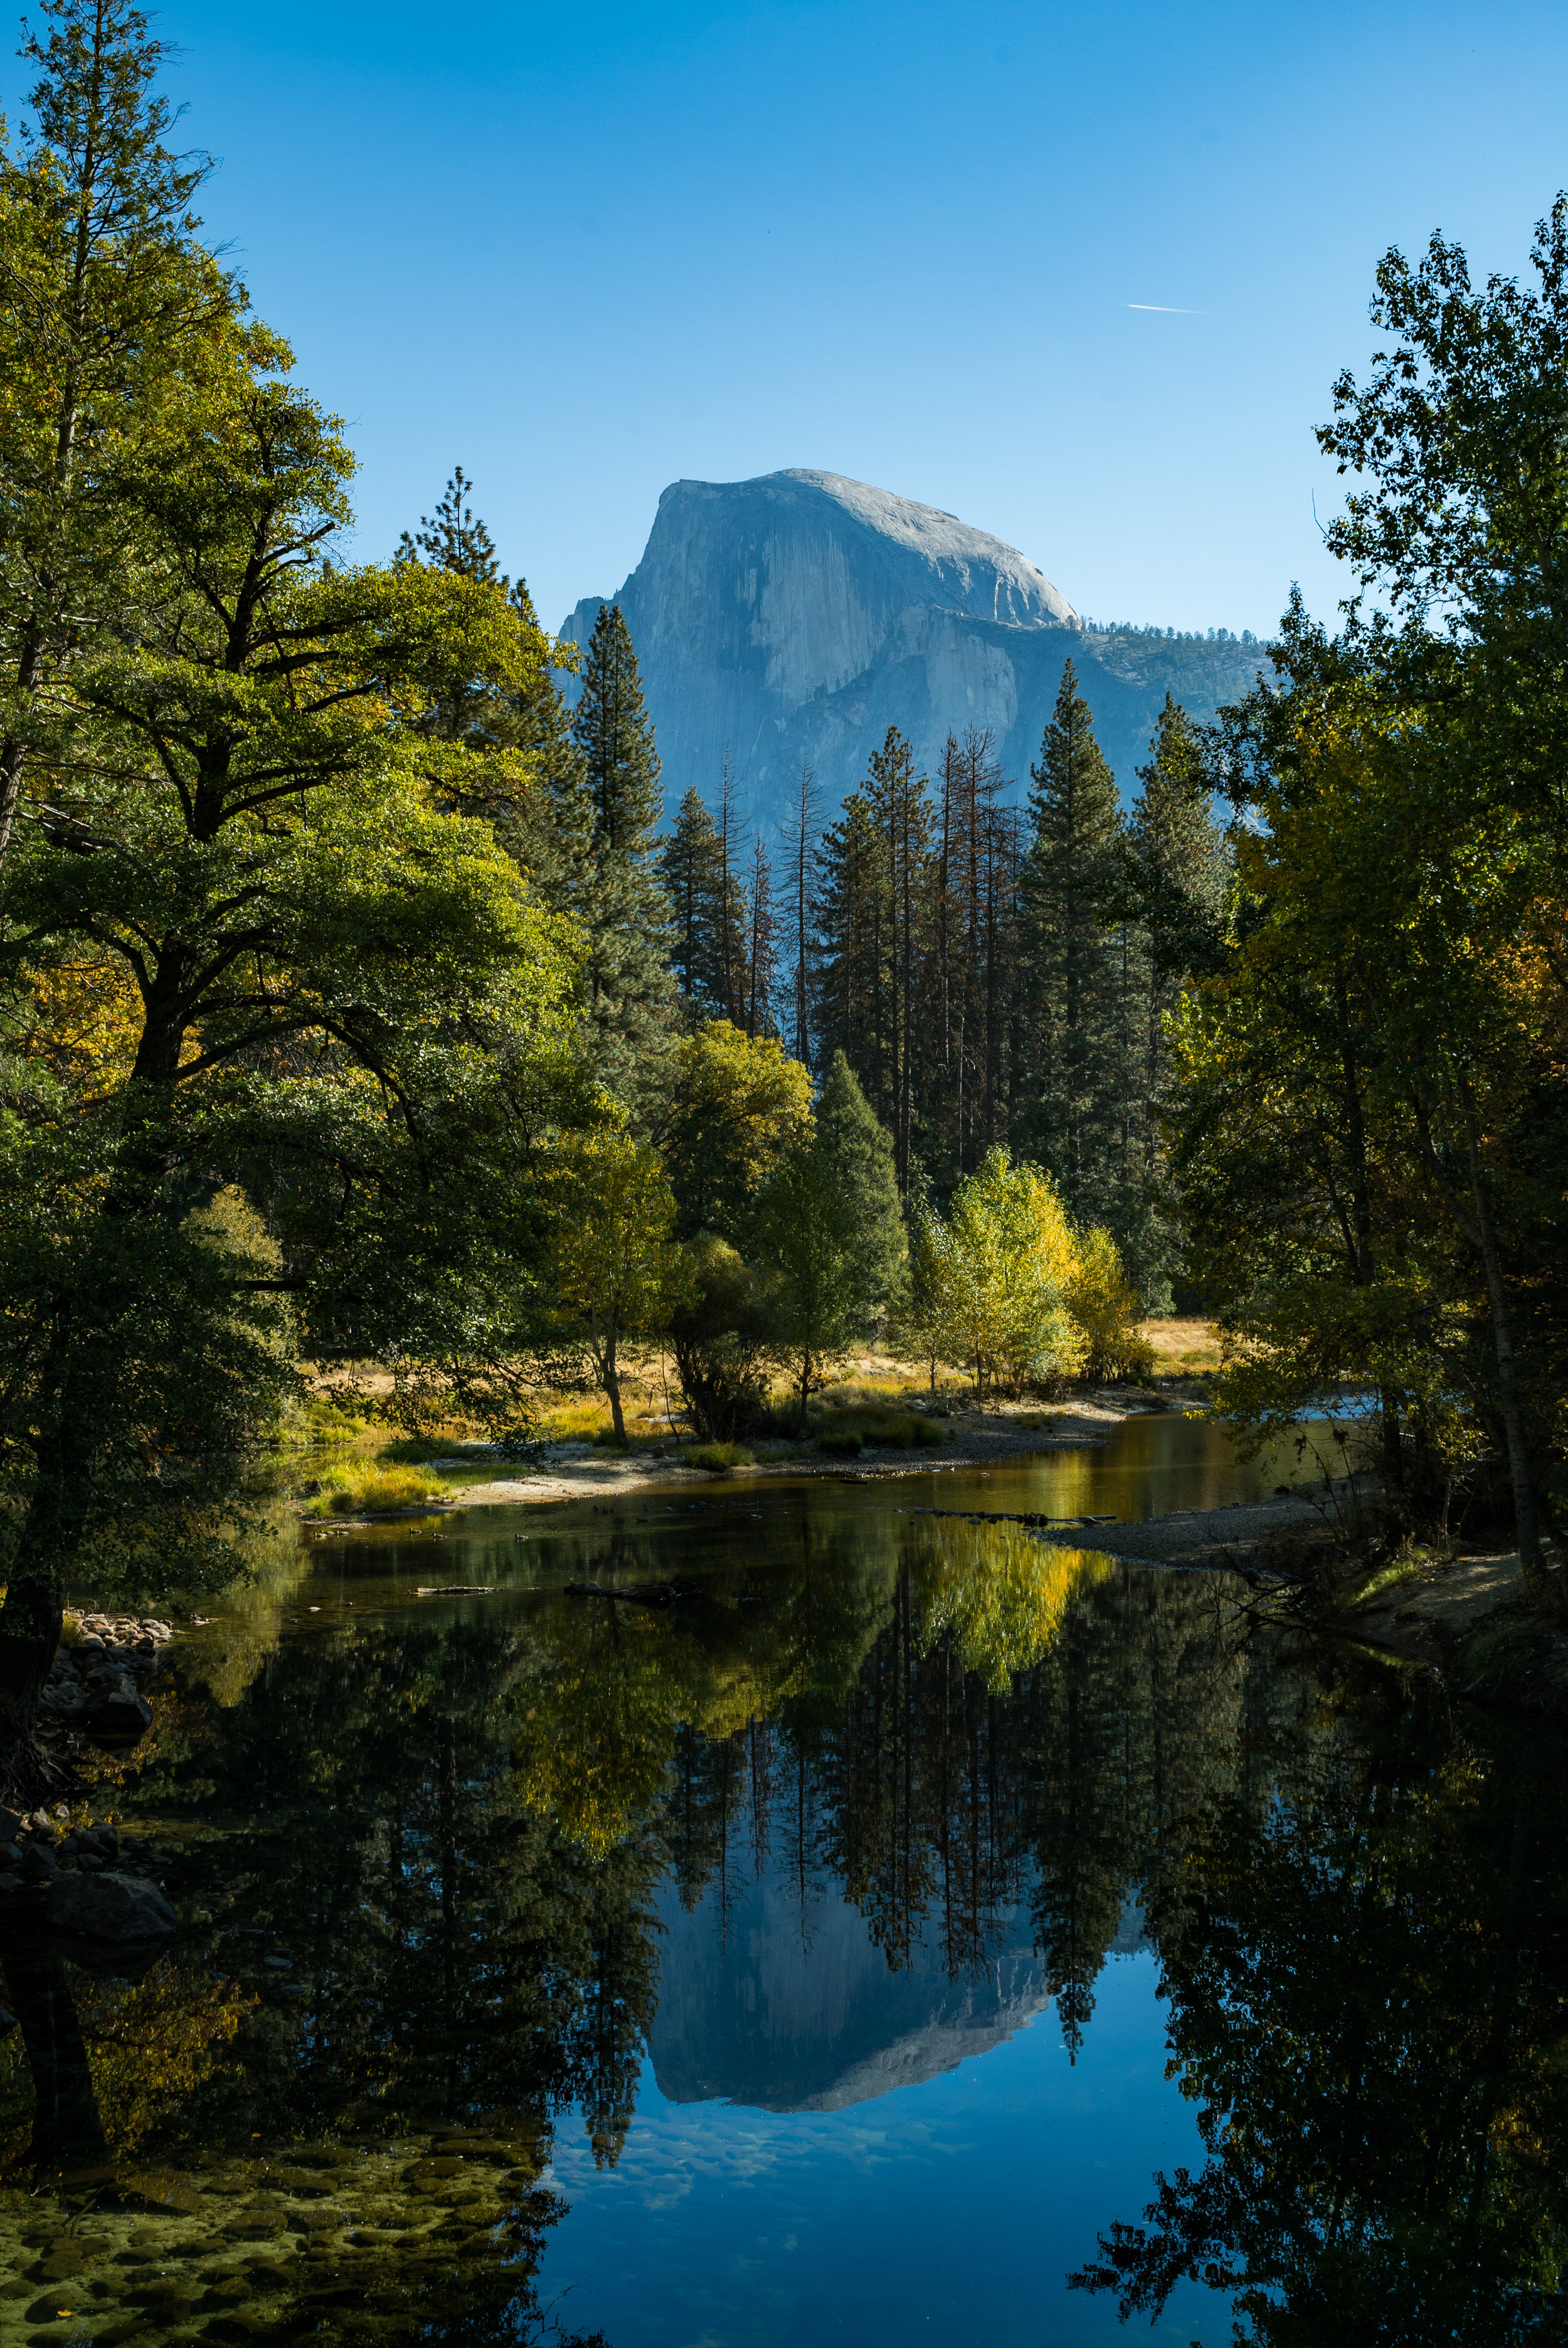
[
  {"x1": 652, "y1": 1017, "x2": 812, "y2": 1243},
  {"x1": 753, "y1": 1051, "x2": 905, "y2": 1421},
  {"x1": 544, "y1": 1126, "x2": 689, "y2": 1448},
  {"x1": 913, "y1": 1147, "x2": 1084, "y2": 1401},
  {"x1": 669, "y1": 1233, "x2": 774, "y2": 1442},
  {"x1": 0, "y1": 314, "x2": 585, "y2": 1797}
]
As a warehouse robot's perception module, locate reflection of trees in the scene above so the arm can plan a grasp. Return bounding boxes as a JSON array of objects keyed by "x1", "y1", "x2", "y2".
[
  {"x1": 1072, "y1": 1672, "x2": 1568, "y2": 2342},
  {"x1": 11, "y1": 1498, "x2": 1557, "y2": 2342},
  {"x1": 0, "y1": 1615, "x2": 625, "y2": 2342}
]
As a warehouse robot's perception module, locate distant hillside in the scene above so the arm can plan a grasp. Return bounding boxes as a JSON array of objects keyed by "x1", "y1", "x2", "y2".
[{"x1": 561, "y1": 469, "x2": 1265, "y2": 829}]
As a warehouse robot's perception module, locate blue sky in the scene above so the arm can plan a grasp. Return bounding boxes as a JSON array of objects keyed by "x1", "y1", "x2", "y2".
[{"x1": 31, "y1": 0, "x2": 1567, "y2": 638}]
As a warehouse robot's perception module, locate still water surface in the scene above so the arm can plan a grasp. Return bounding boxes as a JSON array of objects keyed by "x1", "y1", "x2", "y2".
[{"x1": 1, "y1": 1416, "x2": 1564, "y2": 2348}]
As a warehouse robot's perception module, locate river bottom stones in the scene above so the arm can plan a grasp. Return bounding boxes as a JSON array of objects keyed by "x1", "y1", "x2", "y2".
[{"x1": 0, "y1": 2128, "x2": 550, "y2": 2343}]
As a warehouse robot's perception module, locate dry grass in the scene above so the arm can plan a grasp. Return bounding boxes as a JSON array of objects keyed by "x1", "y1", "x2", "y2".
[{"x1": 1139, "y1": 1317, "x2": 1223, "y2": 1373}]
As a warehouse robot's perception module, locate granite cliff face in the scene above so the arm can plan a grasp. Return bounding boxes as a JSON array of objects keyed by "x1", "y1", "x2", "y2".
[{"x1": 561, "y1": 468, "x2": 1261, "y2": 829}]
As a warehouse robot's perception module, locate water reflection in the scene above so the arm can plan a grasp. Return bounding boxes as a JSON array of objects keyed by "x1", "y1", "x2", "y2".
[{"x1": 0, "y1": 1433, "x2": 1561, "y2": 2346}]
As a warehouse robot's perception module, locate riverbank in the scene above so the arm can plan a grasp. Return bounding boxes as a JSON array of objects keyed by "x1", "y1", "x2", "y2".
[
  {"x1": 1325, "y1": 1548, "x2": 1568, "y2": 1720},
  {"x1": 307, "y1": 1391, "x2": 1175, "y2": 1521}
]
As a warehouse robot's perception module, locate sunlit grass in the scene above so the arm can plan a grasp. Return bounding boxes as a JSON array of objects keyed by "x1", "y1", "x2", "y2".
[
  {"x1": 300, "y1": 1464, "x2": 448, "y2": 1517},
  {"x1": 686, "y1": 1441, "x2": 755, "y2": 1473}
]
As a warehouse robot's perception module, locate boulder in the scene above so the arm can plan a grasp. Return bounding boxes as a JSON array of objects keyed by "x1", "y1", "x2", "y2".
[
  {"x1": 83, "y1": 1684, "x2": 153, "y2": 1745},
  {"x1": 48, "y1": 1869, "x2": 176, "y2": 1941}
]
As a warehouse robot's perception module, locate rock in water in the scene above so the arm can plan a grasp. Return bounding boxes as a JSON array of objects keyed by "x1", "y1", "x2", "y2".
[
  {"x1": 83, "y1": 1681, "x2": 153, "y2": 1745},
  {"x1": 48, "y1": 1870, "x2": 176, "y2": 1941},
  {"x1": 559, "y1": 467, "x2": 1262, "y2": 826}
]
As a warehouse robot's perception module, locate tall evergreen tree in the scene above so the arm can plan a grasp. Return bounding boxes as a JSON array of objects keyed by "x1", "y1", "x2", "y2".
[
  {"x1": 658, "y1": 781, "x2": 751, "y2": 1023},
  {"x1": 931, "y1": 727, "x2": 1020, "y2": 1181},
  {"x1": 744, "y1": 834, "x2": 779, "y2": 1038},
  {"x1": 570, "y1": 603, "x2": 675, "y2": 1103},
  {"x1": 813, "y1": 790, "x2": 886, "y2": 1089},
  {"x1": 779, "y1": 756, "x2": 821, "y2": 1067},
  {"x1": 866, "y1": 726, "x2": 935, "y2": 1192},
  {"x1": 812, "y1": 728, "x2": 935, "y2": 1189},
  {"x1": 1020, "y1": 661, "x2": 1132, "y2": 1228},
  {"x1": 396, "y1": 464, "x2": 501, "y2": 582},
  {"x1": 395, "y1": 469, "x2": 591, "y2": 909},
  {"x1": 1123, "y1": 694, "x2": 1229, "y2": 1302},
  {"x1": 660, "y1": 785, "x2": 724, "y2": 1011}
]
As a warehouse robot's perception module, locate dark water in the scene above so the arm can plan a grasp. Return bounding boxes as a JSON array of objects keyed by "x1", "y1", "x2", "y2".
[{"x1": 1, "y1": 1417, "x2": 1565, "y2": 2347}]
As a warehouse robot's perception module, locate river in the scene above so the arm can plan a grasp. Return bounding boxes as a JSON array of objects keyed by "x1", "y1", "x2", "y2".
[{"x1": 0, "y1": 1414, "x2": 1562, "y2": 2347}]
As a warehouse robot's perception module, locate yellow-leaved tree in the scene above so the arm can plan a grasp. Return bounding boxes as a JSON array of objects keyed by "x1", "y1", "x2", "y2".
[
  {"x1": 916, "y1": 1149, "x2": 1084, "y2": 1401},
  {"x1": 1068, "y1": 1227, "x2": 1157, "y2": 1383}
]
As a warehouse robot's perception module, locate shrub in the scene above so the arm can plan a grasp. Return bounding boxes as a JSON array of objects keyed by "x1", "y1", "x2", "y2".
[
  {"x1": 818, "y1": 1428, "x2": 864, "y2": 1458},
  {"x1": 686, "y1": 1440, "x2": 754, "y2": 1473},
  {"x1": 859, "y1": 1410, "x2": 945, "y2": 1450},
  {"x1": 670, "y1": 1234, "x2": 773, "y2": 1441}
]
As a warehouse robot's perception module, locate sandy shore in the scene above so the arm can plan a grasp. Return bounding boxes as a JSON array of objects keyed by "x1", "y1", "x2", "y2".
[
  {"x1": 1329, "y1": 1550, "x2": 1525, "y2": 1663},
  {"x1": 410, "y1": 1392, "x2": 1172, "y2": 1512}
]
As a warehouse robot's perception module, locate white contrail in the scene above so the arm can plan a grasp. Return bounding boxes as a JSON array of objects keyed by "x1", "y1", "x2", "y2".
[{"x1": 1127, "y1": 303, "x2": 1204, "y2": 314}]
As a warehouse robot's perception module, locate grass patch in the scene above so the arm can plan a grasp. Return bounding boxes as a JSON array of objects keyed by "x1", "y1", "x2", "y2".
[
  {"x1": 686, "y1": 1441, "x2": 754, "y2": 1473},
  {"x1": 301, "y1": 1464, "x2": 448, "y2": 1517},
  {"x1": 816, "y1": 1408, "x2": 945, "y2": 1454},
  {"x1": 1348, "y1": 1552, "x2": 1431, "y2": 1608},
  {"x1": 591, "y1": 1426, "x2": 674, "y2": 1453}
]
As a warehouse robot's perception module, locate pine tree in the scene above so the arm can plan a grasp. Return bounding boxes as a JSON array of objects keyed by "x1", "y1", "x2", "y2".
[
  {"x1": 574, "y1": 602, "x2": 662, "y2": 853},
  {"x1": 0, "y1": 0, "x2": 226, "y2": 868},
  {"x1": 813, "y1": 791, "x2": 886, "y2": 1103},
  {"x1": 506, "y1": 573, "x2": 593, "y2": 913},
  {"x1": 660, "y1": 786, "x2": 724, "y2": 1011},
  {"x1": 570, "y1": 603, "x2": 675, "y2": 1103},
  {"x1": 865, "y1": 726, "x2": 935, "y2": 1192},
  {"x1": 1020, "y1": 662, "x2": 1131, "y2": 1228},
  {"x1": 394, "y1": 470, "x2": 592, "y2": 908},
  {"x1": 658, "y1": 780, "x2": 750, "y2": 1023},
  {"x1": 933, "y1": 728, "x2": 1017, "y2": 1181},
  {"x1": 1123, "y1": 694, "x2": 1229, "y2": 1304},
  {"x1": 713, "y1": 752, "x2": 748, "y2": 1023},
  {"x1": 396, "y1": 465, "x2": 502, "y2": 583},
  {"x1": 744, "y1": 834, "x2": 779, "y2": 1038},
  {"x1": 778, "y1": 756, "x2": 821, "y2": 1066}
]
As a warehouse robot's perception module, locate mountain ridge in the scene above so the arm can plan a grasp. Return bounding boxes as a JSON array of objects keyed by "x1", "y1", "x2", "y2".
[{"x1": 561, "y1": 469, "x2": 1262, "y2": 829}]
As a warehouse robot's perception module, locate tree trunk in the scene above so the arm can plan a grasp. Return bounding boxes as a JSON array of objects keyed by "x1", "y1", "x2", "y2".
[
  {"x1": 1459, "y1": 1084, "x2": 1549, "y2": 1593},
  {"x1": 604, "y1": 1327, "x2": 628, "y2": 1448},
  {"x1": 0, "y1": 1579, "x2": 65, "y2": 1805}
]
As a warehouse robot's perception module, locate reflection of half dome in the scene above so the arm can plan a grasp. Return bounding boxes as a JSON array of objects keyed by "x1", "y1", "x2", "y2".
[{"x1": 650, "y1": 1859, "x2": 1057, "y2": 2115}]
